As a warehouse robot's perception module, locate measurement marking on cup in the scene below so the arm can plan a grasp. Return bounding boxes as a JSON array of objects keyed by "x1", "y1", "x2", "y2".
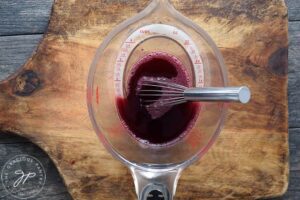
[
  {"x1": 195, "y1": 59, "x2": 202, "y2": 64},
  {"x1": 96, "y1": 86, "x2": 99, "y2": 104},
  {"x1": 114, "y1": 24, "x2": 205, "y2": 97}
]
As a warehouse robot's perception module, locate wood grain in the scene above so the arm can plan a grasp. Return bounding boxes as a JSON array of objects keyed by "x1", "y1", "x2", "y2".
[{"x1": 0, "y1": 0, "x2": 289, "y2": 199}]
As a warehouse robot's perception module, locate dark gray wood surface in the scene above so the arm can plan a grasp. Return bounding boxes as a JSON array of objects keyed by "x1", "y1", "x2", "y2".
[
  {"x1": 286, "y1": 0, "x2": 300, "y2": 21},
  {"x1": 0, "y1": 134, "x2": 72, "y2": 200},
  {"x1": 0, "y1": 35, "x2": 43, "y2": 80},
  {"x1": 289, "y1": 21, "x2": 300, "y2": 128},
  {"x1": 0, "y1": 0, "x2": 299, "y2": 199},
  {"x1": 0, "y1": 0, "x2": 53, "y2": 36}
]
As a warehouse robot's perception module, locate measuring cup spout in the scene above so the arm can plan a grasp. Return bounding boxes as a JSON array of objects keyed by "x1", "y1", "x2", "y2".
[{"x1": 155, "y1": 0, "x2": 171, "y2": 5}]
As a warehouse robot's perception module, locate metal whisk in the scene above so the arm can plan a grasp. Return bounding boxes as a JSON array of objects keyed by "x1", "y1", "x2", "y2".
[{"x1": 137, "y1": 78, "x2": 251, "y2": 108}]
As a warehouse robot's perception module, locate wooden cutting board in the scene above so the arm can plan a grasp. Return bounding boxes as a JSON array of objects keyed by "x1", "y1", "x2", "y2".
[{"x1": 0, "y1": 0, "x2": 288, "y2": 199}]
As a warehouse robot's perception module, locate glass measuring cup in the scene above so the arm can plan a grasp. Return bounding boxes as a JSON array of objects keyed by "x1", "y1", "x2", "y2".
[{"x1": 87, "y1": 0, "x2": 241, "y2": 199}]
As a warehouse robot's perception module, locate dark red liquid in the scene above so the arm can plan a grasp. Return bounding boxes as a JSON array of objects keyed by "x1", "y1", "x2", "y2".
[{"x1": 117, "y1": 52, "x2": 199, "y2": 146}]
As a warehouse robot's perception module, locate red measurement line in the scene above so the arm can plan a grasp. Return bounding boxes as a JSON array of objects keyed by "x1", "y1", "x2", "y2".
[{"x1": 96, "y1": 86, "x2": 99, "y2": 105}]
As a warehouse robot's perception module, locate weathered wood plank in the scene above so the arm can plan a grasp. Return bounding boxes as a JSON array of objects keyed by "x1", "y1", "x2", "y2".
[
  {"x1": 0, "y1": 137, "x2": 72, "y2": 199},
  {"x1": 0, "y1": 34, "x2": 43, "y2": 81},
  {"x1": 286, "y1": 0, "x2": 300, "y2": 21},
  {"x1": 289, "y1": 128, "x2": 300, "y2": 172},
  {"x1": 286, "y1": 20, "x2": 300, "y2": 200},
  {"x1": 288, "y1": 129, "x2": 300, "y2": 193},
  {"x1": 0, "y1": 0, "x2": 53, "y2": 36},
  {"x1": 265, "y1": 128, "x2": 300, "y2": 199},
  {"x1": 288, "y1": 21, "x2": 300, "y2": 128},
  {"x1": 271, "y1": 191, "x2": 300, "y2": 200}
]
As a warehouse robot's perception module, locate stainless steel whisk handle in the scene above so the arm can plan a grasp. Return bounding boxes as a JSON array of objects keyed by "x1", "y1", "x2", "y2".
[{"x1": 184, "y1": 86, "x2": 251, "y2": 104}]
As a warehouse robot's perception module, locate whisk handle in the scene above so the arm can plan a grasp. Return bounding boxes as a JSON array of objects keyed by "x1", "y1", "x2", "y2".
[{"x1": 184, "y1": 86, "x2": 251, "y2": 104}]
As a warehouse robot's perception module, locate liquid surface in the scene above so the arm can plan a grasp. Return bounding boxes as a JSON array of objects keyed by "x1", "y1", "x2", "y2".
[{"x1": 117, "y1": 52, "x2": 199, "y2": 146}]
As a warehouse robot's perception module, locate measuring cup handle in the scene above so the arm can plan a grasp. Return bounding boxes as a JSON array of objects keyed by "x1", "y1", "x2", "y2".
[
  {"x1": 140, "y1": 183, "x2": 170, "y2": 200},
  {"x1": 130, "y1": 167, "x2": 182, "y2": 200}
]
